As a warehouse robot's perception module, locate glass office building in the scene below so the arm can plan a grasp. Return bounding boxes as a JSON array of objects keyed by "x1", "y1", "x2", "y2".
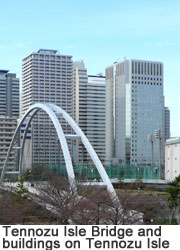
[{"x1": 105, "y1": 59, "x2": 165, "y2": 165}]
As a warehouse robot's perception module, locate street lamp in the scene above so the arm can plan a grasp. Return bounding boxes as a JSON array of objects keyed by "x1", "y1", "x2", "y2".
[
  {"x1": 147, "y1": 134, "x2": 154, "y2": 166},
  {"x1": 154, "y1": 129, "x2": 162, "y2": 179}
]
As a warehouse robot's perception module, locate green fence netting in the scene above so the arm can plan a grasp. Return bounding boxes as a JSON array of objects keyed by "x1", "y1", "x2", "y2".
[{"x1": 47, "y1": 163, "x2": 159, "y2": 180}]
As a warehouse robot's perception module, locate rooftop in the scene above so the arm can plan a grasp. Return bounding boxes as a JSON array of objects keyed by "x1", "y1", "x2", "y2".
[
  {"x1": 88, "y1": 74, "x2": 105, "y2": 78},
  {"x1": 0, "y1": 70, "x2": 9, "y2": 74},
  {"x1": 37, "y1": 49, "x2": 59, "y2": 55},
  {"x1": 165, "y1": 137, "x2": 180, "y2": 145}
]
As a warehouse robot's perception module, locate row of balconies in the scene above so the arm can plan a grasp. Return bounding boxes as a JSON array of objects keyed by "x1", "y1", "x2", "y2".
[
  {"x1": 23, "y1": 63, "x2": 72, "y2": 69},
  {"x1": 0, "y1": 153, "x2": 15, "y2": 157},
  {"x1": 0, "y1": 120, "x2": 17, "y2": 124}
]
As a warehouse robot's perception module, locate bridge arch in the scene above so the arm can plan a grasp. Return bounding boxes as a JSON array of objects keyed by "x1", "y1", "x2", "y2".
[{"x1": 0, "y1": 103, "x2": 118, "y2": 202}]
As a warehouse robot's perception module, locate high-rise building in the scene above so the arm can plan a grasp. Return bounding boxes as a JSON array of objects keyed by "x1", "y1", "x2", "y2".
[
  {"x1": 87, "y1": 75, "x2": 106, "y2": 162},
  {"x1": 73, "y1": 61, "x2": 106, "y2": 163},
  {"x1": 0, "y1": 70, "x2": 19, "y2": 117},
  {"x1": 21, "y1": 49, "x2": 73, "y2": 166},
  {"x1": 164, "y1": 107, "x2": 170, "y2": 140},
  {"x1": 106, "y1": 59, "x2": 164, "y2": 165},
  {"x1": 73, "y1": 61, "x2": 88, "y2": 163},
  {"x1": 0, "y1": 70, "x2": 19, "y2": 169}
]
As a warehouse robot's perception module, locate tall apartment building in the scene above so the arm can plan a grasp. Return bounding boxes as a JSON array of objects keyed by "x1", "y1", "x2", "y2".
[
  {"x1": 164, "y1": 107, "x2": 170, "y2": 141},
  {"x1": 21, "y1": 49, "x2": 73, "y2": 166},
  {"x1": 106, "y1": 59, "x2": 165, "y2": 165},
  {"x1": 0, "y1": 70, "x2": 19, "y2": 169},
  {"x1": 73, "y1": 61, "x2": 106, "y2": 163}
]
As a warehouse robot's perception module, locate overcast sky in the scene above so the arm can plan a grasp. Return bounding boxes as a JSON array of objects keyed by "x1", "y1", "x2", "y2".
[{"x1": 0, "y1": 0, "x2": 180, "y2": 136}]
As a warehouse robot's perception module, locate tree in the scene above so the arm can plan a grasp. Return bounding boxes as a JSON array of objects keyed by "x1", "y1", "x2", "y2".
[
  {"x1": 0, "y1": 175, "x2": 58, "y2": 225},
  {"x1": 31, "y1": 168, "x2": 146, "y2": 225},
  {"x1": 14, "y1": 177, "x2": 28, "y2": 200},
  {"x1": 166, "y1": 175, "x2": 180, "y2": 224},
  {"x1": 29, "y1": 168, "x2": 84, "y2": 224},
  {"x1": 0, "y1": 187, "x2": 53, "y2": 225}
]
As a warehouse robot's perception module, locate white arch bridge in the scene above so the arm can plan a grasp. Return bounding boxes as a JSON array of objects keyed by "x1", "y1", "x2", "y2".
[{"x1": 0, "y1": 103, "x2": 118, "y2": 202}]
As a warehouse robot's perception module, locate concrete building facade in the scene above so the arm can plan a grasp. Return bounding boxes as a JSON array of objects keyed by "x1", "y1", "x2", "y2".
[
  {"x1": 165, "y1": 138, "x2": 180, "y2": 181},
  {"x1": 73, "y1": 61, "x2": 106, "y2": 163},
  {"x1": 0, "y1": 70, "x2": 19, "y2": 169},
  {"x1": 21, "y1": 49, "x2": 73, "y2": 167},
  {"x1": 105, "y1": 59, "x2": 165, "y2": 165},
  {"x1": 0, "y1": 117, "x2": 18, "y2": 169}
]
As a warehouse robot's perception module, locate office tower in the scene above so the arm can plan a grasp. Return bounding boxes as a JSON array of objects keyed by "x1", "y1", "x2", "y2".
[
  {"x1": 0, "y1": 70, "x2": 19, "y2": 116},
  {"x1": 164, "y1": 107, "x2": 170, "y2": 140},
  {"x1": 21, "y1": 49, "x2": 73, "y2": 166},
  {"x1": 0, "y1": 70, "x2": 19, "y2": 169},
  {"x1": 73, "y1": 61, "x2": 106, "y2": 163},
  {"x1": 87, "y1": 75, "x2": 106, "y2": 162},
  {"x1": 106, "y1": 59, "x2": 164, "y2": 165}
]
